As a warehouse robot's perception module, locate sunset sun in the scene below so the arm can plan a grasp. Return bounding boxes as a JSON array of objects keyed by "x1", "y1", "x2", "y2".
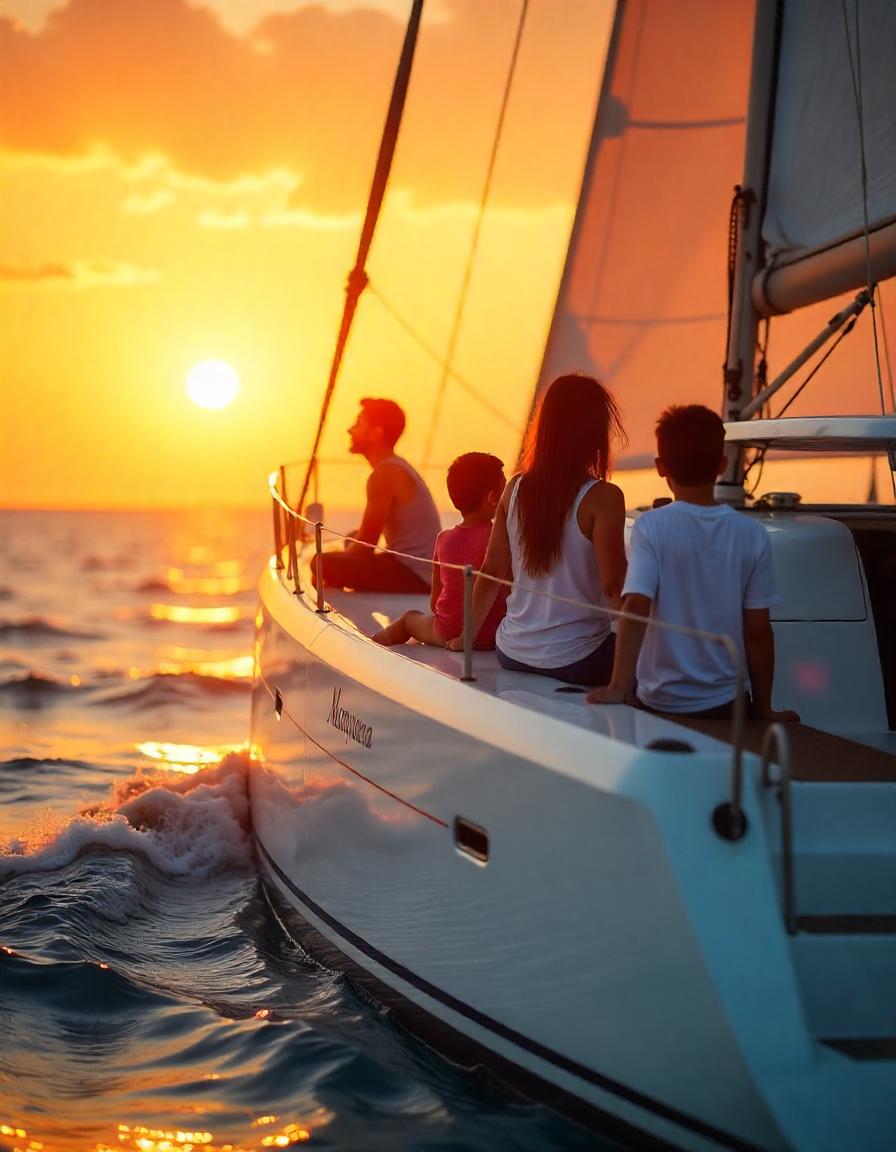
[{"x1": 186, "y1": 360, "x2": 240, "y2": 409}]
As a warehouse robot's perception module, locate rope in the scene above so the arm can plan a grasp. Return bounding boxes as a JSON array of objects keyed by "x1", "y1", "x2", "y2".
[
  {"x1": 420, "y1": 0, "x2": 530, "y2": 467},
  {"x1": 743, "y1": 320, "x2": 858, "y2": 498},
  {"x1": 366, "y1": 282, "x2": 523, "y2": 433},
  {"x1": 776, "y1": 319, "x2": 858, "y2": 418},
  {"x1": 840, "y1": 0, "x2": 888, "y2": 420},
  {"x1": 724, "y1": 185, "x2": 743, "y2": 365},
  {"x1": 879, "y1": 286, "x2": 896, "y2": 412},
  {"x1": 274, "y1": 490, "x2": 739, "y2": 649},
  {"x1": 840, "y1": 0, "x2": 895, "y2": 502}
]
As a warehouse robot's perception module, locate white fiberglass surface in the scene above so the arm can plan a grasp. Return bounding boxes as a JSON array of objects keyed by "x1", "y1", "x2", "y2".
[{"x1": 314, "y1": 580, "x2": 732, "y2": 756}]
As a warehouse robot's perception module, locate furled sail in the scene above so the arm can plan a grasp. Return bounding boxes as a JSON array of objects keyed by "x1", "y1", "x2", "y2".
[{"x1": 757, "y1": 0, "x2": 896, "y2": 316}]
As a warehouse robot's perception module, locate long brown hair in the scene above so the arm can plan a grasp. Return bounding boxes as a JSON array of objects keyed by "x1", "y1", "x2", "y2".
[{"x1": 516, "y1": 373, "x2": 625, "y2": 576}]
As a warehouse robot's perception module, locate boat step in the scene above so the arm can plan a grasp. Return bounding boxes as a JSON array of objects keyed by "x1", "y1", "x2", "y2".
[
  {"x1": 797, "y1": 915, "x2": 896, "y2": 934},
  {"x1": 822, "y1": 1037, "x2": 896, "y2": 1061},
  {"x1": 791, "y1": 935, "x2": 896, "y2": 1039}
]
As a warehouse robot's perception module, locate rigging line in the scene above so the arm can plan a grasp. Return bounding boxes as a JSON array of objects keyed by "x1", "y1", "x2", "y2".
[
  {"x1": 775, "y1": 318, "x2": 858, "y2": 419},
  {"x1": 878, "y1": 286, "x2": 896, "y2": 412},
  {"x1": 840, "y1": 0, "x2": 888, "y2": 421},
  {"x1": 296, "y1": 0, "x2": 424, "y2": 516},
  {"x1": 367, "y1": 282, "x2": 522, "y2": 433},
  {"x1": 420, "y1": 0, "x2": 530, "y2": 468}
]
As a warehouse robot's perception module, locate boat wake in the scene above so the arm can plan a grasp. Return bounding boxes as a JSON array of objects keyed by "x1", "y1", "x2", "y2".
[{"x1": 0, "y1": 753, "x2": 253, "y2": 880}]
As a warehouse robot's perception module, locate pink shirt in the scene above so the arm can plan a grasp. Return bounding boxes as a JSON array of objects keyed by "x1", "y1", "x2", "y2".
[{"x1": 433, "y1": 523, "x2": 507, "y2": 648}]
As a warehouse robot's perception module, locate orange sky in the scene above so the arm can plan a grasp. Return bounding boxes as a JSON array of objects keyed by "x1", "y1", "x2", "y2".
[{"x1": 1, "y1": 0, "x2": 614, "y2": 509}]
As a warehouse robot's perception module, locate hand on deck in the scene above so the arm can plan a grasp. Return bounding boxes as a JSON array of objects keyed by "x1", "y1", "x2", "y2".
[
  {"x1": 586, "y1": 684, "x2": 628, "y2": 705},
  {"x1": 752, "y1": 705, "x2": 801, "y2": 724},
  {"x1": 446, "y1": 635, "x2": 464, "y2": 652}
]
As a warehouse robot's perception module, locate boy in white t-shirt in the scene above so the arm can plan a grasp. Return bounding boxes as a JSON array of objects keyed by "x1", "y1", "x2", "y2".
[{"x1": 588, "y1": 405, "x2": 799, "y2": 722}]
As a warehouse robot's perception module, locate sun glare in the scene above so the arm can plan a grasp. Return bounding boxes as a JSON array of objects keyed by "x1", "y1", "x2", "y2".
[{"x1": 186, "y1": 360, "x2": 240, "y2": 409}]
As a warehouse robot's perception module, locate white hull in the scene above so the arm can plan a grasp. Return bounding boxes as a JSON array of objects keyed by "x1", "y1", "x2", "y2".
[{"x1": 249, "y1": 547, "x2": 896, "y2": 1152}]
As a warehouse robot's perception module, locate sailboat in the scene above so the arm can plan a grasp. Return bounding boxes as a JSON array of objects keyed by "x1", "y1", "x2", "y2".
[{"x1": 249, "y1": 2, "x2": 896, "y2": 1149}]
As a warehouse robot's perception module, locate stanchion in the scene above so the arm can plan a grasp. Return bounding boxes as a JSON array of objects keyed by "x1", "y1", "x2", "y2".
[
  {"x1": 288, "y1": 516, "x2": 302, "y2": 596},
  {"x1": 315, "y1": 523, "x2": 329, "y2": 614},
  {"x1": 461, "y1": 565, "x2": 476, "y2": 682},
  {"x1": 272, "y1": 495, "x2": 284, "y2": 570}
]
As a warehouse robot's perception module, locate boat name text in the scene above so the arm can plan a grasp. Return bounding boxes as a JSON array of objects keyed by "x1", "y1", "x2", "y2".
[{"x1": 327, "y1": 687, "x2": 373, "y2": 749}]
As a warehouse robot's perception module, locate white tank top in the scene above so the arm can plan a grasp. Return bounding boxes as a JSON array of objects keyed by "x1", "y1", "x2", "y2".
[{"x1": 497, "y1": 478, "x2": 611, "y2": 667}]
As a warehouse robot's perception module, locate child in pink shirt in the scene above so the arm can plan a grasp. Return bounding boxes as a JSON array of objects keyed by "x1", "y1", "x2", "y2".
[{"x1": 372, "y1": 453, "x2": 507, "y2": 649}]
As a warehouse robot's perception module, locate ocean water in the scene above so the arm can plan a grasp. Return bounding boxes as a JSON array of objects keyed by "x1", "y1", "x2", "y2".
[{"x1": 0, "y1": 510, "x2": 600, "y2": 1152}]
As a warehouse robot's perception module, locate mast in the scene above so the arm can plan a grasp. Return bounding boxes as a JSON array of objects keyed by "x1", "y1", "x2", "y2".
[
  {"x1": 720, "y1": 0, "x2": 896, "y2": 499},
  {"x1": 296, "y1": 0, "x2": 424, "y2": 516},
  {"x1": 716, "y1": 0, "x2": 782, "y2": 502}
]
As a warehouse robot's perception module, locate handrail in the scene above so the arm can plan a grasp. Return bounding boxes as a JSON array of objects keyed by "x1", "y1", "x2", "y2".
[
  {"x1": 760, "y1": 723, "x2": 796, "y2": 934},
  {"x1": 269, "y1": 475, "x2": 751, "y2": 841}
]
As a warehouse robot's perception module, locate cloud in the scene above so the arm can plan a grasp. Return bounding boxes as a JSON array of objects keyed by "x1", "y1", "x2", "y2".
[
  {"x1": 0, "y1": 0, "x2": 607, "y2": 212},
  {"x1": 0, "y1": 258, "x2": 160, "y2": 288},
  {"x1": 261, "y1": 207, "x2": 360, "y2": 231},
  {"x1": 121, "y1": 189, "x2": 175, "y2": 214},
  {"x1": 197, "y1": 208, "x2": 250, "y2": 229}
]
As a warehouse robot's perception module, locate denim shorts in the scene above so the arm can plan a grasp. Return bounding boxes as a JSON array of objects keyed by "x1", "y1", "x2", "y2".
[{"x1": 496, "y1": 633, "x2": 616, "y2": 688}]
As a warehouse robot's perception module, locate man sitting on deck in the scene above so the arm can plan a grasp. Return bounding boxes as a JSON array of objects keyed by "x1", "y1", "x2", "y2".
[
  {"x1": 312, "y1": 398, "x2": 441, "y2": 594},
  {"x1": 587, "y1": 404, "x2": 800, "y2": 723}
]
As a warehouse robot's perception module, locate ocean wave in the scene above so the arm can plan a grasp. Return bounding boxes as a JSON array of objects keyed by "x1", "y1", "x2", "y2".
[
  {"x1": 91, "y1": 671, "x2": 250, "y2": 709},
  {"x1": 0, "y1": 672, "x2": 78, "y2": 702},
  {"x1": 0, "y1": 948, "x2": 177, "y2": 1014},
  {"x1": 0, "y1": 755, "x2": 93, "y2": 774},
  {"x1": 0, "y1": 615, "x2": 103, "y2": 641},
  {"x1": 0, "y1": 753, "x2": 253, "y2": 880},
  {"x1": 135, "y1": 577, "x2": 171, "y2": 592},
  {"x1": 81, "y1": 553, "x2": 134, "y2": 571}
]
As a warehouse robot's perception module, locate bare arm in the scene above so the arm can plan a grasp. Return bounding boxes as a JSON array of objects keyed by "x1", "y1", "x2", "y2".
[
  {"x1": 743, "y1": 608, "x2": 800, "y2": 722},
  {"x1": 446, "y1": 484, "x2": 513, "y2": 650},
  {"x1": 587, "y1": 593, "x2": 651, "y2": 703},
  {"x1": 590, "y1": 481, "x2": 627, "y2": 606},
  {"x1": 345, "y1": 467, "x2": 395, "y2": 556},
  {"x1": 430, "y1": 556, "x2": 443, "y2": 613}
]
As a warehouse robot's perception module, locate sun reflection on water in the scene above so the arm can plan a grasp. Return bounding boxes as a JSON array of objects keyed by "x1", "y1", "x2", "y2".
[
  {"x1": 150, "y1": 605, "x2": 245, "y2": 625},
  {"x1": 0, "y1": 1116, "x2": 320, "y2": 1152},
  {"x1": 156, "y1": 651, "x2": 255, "y2": 680},
  {"x1": 165, "y1": 568, "x2": 251, "y2": 596},
  {"x1": 135, "y1": 742, "x2": 246, "y2": 775}
]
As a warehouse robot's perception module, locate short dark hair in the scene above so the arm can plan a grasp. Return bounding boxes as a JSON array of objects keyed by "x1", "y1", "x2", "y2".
[
  {"x1": 656, "y1": 405, "x2": 725, "y2": 485},
  {"x1": 360, "y1": 397, "x2": 405, "y2": 446},
  {"x1": 446, "y1": 452, "x2": 504, "y2": 514}
]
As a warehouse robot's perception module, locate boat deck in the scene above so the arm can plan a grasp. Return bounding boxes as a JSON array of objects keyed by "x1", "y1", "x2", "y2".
[{"x1": 321, "y1": 581, "x2": 896, "y2": 778}]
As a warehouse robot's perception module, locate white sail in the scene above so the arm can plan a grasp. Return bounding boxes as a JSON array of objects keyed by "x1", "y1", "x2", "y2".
[
  {"x1": 758, "y1": 0, "x2": 896, "y2": 315},
  {"x1": 538, "y1": 0, "x2": 894, "y2": 465},
  {"x1": 536, "y1": 0, "x2": 756, "y2": 467}
]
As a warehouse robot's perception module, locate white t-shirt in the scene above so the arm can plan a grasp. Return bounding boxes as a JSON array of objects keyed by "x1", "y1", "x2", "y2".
[{"x1": 623, "y1": 501, "x2": 781, "y2": 712}]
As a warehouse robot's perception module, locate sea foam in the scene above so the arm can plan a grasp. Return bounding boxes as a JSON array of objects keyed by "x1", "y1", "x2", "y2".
[{"x1": 0, "y1": 753, "x2": 253, "y2": 880}]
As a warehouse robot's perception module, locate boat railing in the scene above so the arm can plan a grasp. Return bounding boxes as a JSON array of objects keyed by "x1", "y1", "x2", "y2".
[
  {"x1": 759, "y1": 724, "x2": 796, "y2": 934},
  {"x1": 269, "y1": 476, "x2": 755, "y2": 844}
]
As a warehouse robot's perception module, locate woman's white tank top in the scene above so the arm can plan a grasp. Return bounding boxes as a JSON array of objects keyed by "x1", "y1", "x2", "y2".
[{"x1": 497, "y1": 478, "x2": 611, "y2": 667}]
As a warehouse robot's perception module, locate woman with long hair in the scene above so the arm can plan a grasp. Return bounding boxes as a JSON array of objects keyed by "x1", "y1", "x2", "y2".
[{"x1": 450, "y1": 373, "x2": 627, "y2": 685}]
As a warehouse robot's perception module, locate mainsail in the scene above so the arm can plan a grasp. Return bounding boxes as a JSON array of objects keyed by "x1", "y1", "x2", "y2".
[
  {"x1": 307, "y1": 0, "x2": 893, "y2": 506},
  {"x1": 537, "y1": 0, "x2": 894, "y2": 469}
]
